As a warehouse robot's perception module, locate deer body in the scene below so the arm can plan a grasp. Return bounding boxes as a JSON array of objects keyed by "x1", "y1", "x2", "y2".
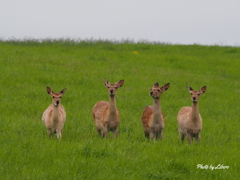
[
  {"x1": 141, "y1": 83, "x2": 170, "y2": 140},
  {"x1": 42, "y1": 87, "x2": 67, "y2": 139},
  {"x1": 177, "y1": 86, "x2": 207, "y2": 144},
  {"x1": 92, "y1": 79, "x2": 124, "y2": 138}
]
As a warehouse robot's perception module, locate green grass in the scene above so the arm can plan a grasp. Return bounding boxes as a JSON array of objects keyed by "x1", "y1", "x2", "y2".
[{"x1": 0, "y1": 40, "x2": 239, "y2": 179}]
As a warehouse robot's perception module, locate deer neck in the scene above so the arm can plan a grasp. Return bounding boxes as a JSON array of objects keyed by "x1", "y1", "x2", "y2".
[
  {"x1": 52, "y1": 104, "x2": 59, "y2": 122},
  {"x1": 191, "y1": 102, "x2": 200, "y2": 122},
  {"x1": 108, "y1": 96, "x2": 117, "y2": 120},
  {"x1": 153, "y1": 98, "x2": 162, "y2": 124}
]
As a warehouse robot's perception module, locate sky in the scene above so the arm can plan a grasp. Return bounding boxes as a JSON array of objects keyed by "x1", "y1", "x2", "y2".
[{"x1": 1, "y1": 0, "x2": 240, "y2": 46}]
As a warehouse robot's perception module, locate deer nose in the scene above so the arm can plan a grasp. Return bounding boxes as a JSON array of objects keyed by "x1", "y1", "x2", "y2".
[
  {"x1": 193, "y1": 97, "x2": 196, "y2": 101},
  {"x1": 56, "y1": 100, "x2": 60, "y2": 105},
  {"x1": 150, "y1": 91, "x2": 153, "y2": 96},
  {"x1": 110, "y1": 89, "x2": 113, "y2": 94}
]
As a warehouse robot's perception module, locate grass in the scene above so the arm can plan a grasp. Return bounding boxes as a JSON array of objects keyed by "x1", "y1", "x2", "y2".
[{"x1": 0, "y1": 40, "x2": 239, "y2": 179}]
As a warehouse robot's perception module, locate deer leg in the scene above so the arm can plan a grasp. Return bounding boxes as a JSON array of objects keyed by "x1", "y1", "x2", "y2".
[
  {"x1": 47, "y1": 128, "x2": 53, "y2": 138},
  {"x1": 144, "y1": 131, "x2": 149, "y2": 139},
  {"x1": 156, "y1": 132, "x2": 162, "y2": 140},
  {"x1": 157, "y1": 128, "x2": 163, "y2": 140},
  {"x1": 187, "y1": 134, "x2": 193, "y2": 144},
  {"x1": 149, "y1": 132, "x2": 155, "y2": 140},
  {"x1": 102, "y1": 128, "x2": 108, "y2": 138},
  {"x1": 196, "y1": 133, "x2": 201, "y2": 142},
  {"x1": 96, "y1": 128, "x2": 102, "y2": 137},
  {"x1": 180, "y1": 133, "x2": 185, "y2": 143},
  {"x1": 113, "y1": 128, "x2": 118, "y2": 139},
  {"x1": 56, "y1": 129, "x2": 62, "y2": 139}
]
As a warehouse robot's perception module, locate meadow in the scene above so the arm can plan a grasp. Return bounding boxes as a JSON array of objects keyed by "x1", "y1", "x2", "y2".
[{"x1": 0, "y1": 40, "x2": 239, "y2": 179}]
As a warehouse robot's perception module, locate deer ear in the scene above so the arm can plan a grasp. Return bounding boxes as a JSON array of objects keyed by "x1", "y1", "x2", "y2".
[
  {"x1": 162, "y1": 83, "x2": 170, "y2": 91},
  {"x1": 60, "y1": 88, "x2": 67, "y2": 95},
  {"x1": 104, "y1": 79, "x2": 109, "y2": 87},
  {"x1": 188, "y1": 86, "x2": 193, "y2": 93},
  {"x1": 154, "y1": 82, "x2": 159, "y2": 87},
  {"x1": 200, "y1": 86, "x2": 207, "y2": 94},
  {"x1": 47, "y1": 87, "x2": 53, "y2": 95},
  {"x1": 116, "y1": 80, "x2": 124, "y2": 88}
]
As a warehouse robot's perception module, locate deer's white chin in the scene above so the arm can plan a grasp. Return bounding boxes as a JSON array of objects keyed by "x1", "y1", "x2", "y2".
[{"x1": 150, "y1": 94, "x2": 158, "y2": 99}]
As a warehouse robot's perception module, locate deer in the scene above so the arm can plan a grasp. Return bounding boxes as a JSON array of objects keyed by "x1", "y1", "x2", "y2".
[
  {"x1": 41, "y1": 86, "x2": 67, "y2": 139},
  {"x1": 177, "y1": 86, "x2": 207, "y2": 144},
  {"x1": 141, "y1": 82, "x2": 170, "y2": 140},
  {"x1": 92, "y1": 79, "x2": 124, "y2": 138}
]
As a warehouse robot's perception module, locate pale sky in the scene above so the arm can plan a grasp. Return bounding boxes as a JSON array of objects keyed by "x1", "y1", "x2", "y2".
[{"x1": 1, "y1": 0, "x2": 240, "y2": 46}]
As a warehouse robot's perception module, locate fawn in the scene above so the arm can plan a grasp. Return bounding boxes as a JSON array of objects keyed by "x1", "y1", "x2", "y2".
[
  {"x1": 42, "y1": 87, "x2": 67, "y2": 139},
  {"x1": 92, "y1": 79, "x2": 124, "y2": 138},
  {"x1": 141, "y1": 82, "x2": 170, "y2": 140},
  {"x1": 177, "y1": 86, "x2": 207, "y2": 144}
]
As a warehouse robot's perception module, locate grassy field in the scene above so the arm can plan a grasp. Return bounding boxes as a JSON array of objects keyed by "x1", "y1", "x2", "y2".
[{"x1": 0, "y1": 40, "x2": 239, "y2": 179}]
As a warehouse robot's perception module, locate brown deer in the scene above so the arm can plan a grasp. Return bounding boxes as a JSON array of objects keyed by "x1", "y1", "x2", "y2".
[
  {"x1": 177, "y1": 86, "x2": 207, "y2": 144},
  {"x1": 42, "y1": 87, "x2": 67, "y2": 139},
  {"x1": 92, "y1": 79, "x2": 124, "y2": 138},
  {"x1": 141, "y1": 82, "x2": 170, "y2": 140}
]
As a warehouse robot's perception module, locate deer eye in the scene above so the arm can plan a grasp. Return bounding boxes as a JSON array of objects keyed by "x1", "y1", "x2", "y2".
[
  {"x1": 198, "y1": 94, "x2": 200, "y2": 96},
  {"x1": 52, "y1": 96, "x2": 55, "y2": 98},
  {"x1": 157, "y1": 89, "x2": 161, "y2": 92},
  {"x1": 60, "y1": 97, "x2": 62, "y2": 98}
]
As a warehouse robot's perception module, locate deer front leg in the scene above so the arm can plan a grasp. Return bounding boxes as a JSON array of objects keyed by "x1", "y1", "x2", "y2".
[
  {"x1": 96, "y1": 128, "x2": 102, "y2": 137},
  {"x1": 56, "y1": 129, "x2": 62, "y2": 139},
  {"x1": 102, "y1": 128, "x2": 108, "y2": 138},
  {"x1": 180, "y1": 133, "x2": 185, "y2": 143},
  {"x1": 156, "y1": 127, "x2": 163, "y2": 140},
  {"x1": 156, "y1": 132, "x2": 163, "y2": 140},
  {"x1": 47, "y1": 128, "x2": 53, "y2": 138},
  {"x1": 187, "y1": 134, "x2": 193, "y2": 144},
  {"x1": 196, "y1": 133, "x2": 201, "y2": 142},
  {"x1": 149, "y1": 131, "x2": 155, "y2": 140},
  {"x1": 144, "y1": 131, "x2": 149, "y2": 139},
  {"x1": 113, "y1": 128, "x2": 118, "y2": 138}
]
